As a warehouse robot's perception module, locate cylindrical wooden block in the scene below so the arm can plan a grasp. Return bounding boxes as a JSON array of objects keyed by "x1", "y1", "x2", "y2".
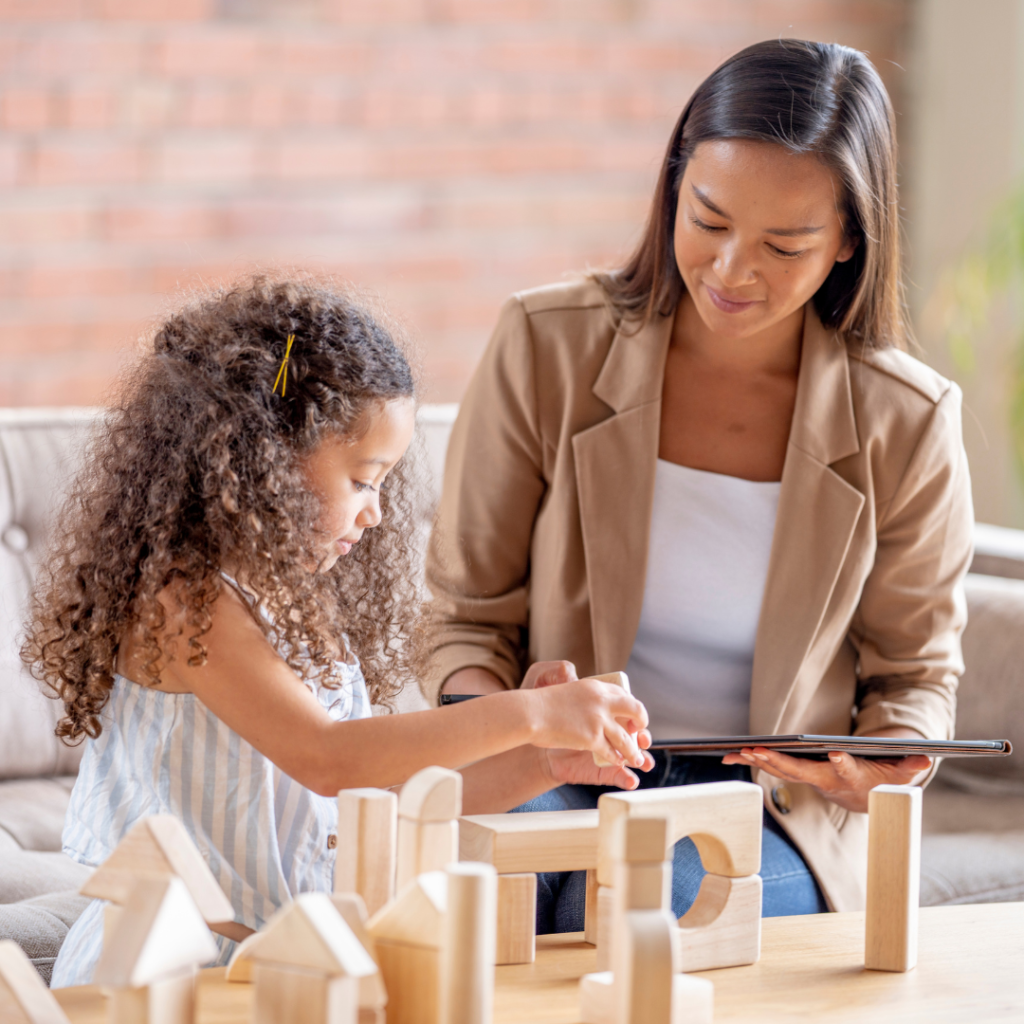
[{"x1": 441, "y1": 862, "x2": 497, "y2": 1024}]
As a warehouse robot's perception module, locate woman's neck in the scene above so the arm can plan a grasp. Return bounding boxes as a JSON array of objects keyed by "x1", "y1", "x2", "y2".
[{"x1": 670, "y1": 291, "x2": 803, "y2": 377}]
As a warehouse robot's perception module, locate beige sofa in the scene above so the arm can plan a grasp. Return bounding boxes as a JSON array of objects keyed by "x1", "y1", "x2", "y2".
[{"x1": 2, "y1": 407, "x2": 1024, "y2": 984}]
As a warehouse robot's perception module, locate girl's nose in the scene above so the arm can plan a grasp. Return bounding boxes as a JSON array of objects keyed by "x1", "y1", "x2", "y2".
[{"x1": 358, "y1": 496, "x2": 382, "y2": 529}]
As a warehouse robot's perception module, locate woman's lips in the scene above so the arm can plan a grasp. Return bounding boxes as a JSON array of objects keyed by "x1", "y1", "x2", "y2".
[{"x1": 706, "y1": 284, "x2": 759, "y2": 314}]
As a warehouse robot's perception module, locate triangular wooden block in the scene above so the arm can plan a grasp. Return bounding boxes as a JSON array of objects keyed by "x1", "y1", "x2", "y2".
[
  {"x1": 94, "y1": 875, "x2": 218, "y2": 988},
  {"x1": 246, "y1": 894, "x2": 377, "y2": 978},
  {"x1": 398, "y1": 768, "x2": 462, "y2": 822},
  {"x1": 80, "y1": 815, "x2": 234, "y2": 924},
  {"x1": 0, "y1": 941, "x2": 71, "y2": 1024},
  {"x1": 367, "y1": 872, "x2": 446, "y2": 948}
]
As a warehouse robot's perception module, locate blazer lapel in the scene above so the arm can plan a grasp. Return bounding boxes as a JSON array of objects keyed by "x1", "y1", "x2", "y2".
[
  {"x1": 574, "y1": 311, "x2": 673, "y2": 674},
  {"x1": 749, "y1": 308, "x2": 865, "y2": 734}
]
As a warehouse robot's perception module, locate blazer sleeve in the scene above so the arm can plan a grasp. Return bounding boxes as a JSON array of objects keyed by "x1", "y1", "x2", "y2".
[
  {"x1": 420, "y1": 296, "x2": 547, "y2": 704},
  {"x1": 850, "y1": 383, "x2": 974, "y2": 740}
]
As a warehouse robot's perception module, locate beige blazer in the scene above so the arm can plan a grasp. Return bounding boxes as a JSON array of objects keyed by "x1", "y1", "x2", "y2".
[{"x1": 424, "y1": 278, "x2": 973, "y2": 911}]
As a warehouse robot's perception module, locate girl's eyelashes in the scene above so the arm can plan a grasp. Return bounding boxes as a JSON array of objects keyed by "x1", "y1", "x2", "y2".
[{"x1": 352, "y1": 481, "x2": 378, "y2": 493}]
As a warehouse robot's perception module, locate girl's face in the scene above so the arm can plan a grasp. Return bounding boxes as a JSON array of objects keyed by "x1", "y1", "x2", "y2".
[
  {"x1": 673, "y1": 139, "x2": 857, "y2": 340},
  {"x1": 301, "y1": 397, "x2": 416, "y2": 572}
]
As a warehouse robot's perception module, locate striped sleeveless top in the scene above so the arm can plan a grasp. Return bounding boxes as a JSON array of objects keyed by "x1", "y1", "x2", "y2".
[{"x1": 50, "y1": 577, "x2": 372, "y2": 988}]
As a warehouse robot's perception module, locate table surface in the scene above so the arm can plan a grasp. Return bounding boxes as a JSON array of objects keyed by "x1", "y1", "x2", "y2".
[{"x1": 55, "y1": 902, "x2": 1024, "y2": 1023}]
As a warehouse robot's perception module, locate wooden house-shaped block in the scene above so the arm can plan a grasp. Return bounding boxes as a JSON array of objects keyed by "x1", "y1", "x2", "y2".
[
  {"x1": 244, "y1": 893, "x2": 379, "y2": 1024},
  {"x1": 93, "y1": 875, "x2": 219, "y2": 1024}
]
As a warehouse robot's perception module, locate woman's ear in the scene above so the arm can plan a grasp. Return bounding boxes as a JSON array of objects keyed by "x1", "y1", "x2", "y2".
[{"x1": 835, "y1": 233, "x2": 859, "y2": 264}]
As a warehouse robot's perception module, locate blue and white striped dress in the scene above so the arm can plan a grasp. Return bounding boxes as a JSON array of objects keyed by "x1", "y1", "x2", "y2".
[{"x1": 50, "y1": 580, "x2": 372, "y2": 988}]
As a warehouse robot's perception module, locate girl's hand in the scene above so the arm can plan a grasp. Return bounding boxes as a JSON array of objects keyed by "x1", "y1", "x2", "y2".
[
  {"x1": 722, "y1": 745, "x2": 932, "y2": 814},
  {"x1": 542, "y1": 731, "x2": 655, "y2": 791},
  {"x1": 520, "y1": 659, "x2": 578, "y2": 689},
  {"x1": 525, "y1": 678, "x2": 650, "y2": 770}
]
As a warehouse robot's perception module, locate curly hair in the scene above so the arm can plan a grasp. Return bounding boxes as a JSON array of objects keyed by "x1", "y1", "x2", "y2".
[{"x1": 22, "y1": 275, "x2": 424, "y2": 743}]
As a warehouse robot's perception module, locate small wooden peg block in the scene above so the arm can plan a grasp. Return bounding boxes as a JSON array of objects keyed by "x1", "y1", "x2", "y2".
[
  {"x1": 440, "y1": 863, "x2": 497, "y2": 1024},
  {"x1": 674, "y1": 873, "x2": 761, "y2": 972},
  {"x1": 584, "y1": 870, "x2": 599, "y2": 946},
  {"x1": 615, "y1": 909, "x2": 674, "y2": 1024},
  {"x1": 865, "y1": 784, "x2": 921, "y2": 973},
  {"x1": 495, "y1": 873, "x2": 536, "y2": 965},
  {"x1": 597, "y1": 782, "x2": 762, "y2": 886},
  {"x1": 614, "y1": 861, "x2": 670, "y2": 914},
  {"x1": 336, "y1": 789, "x2": 398, "y2": 917},
  {"x1": 0, "y1": 940, "x2": 72, "y2": 1024},
  {"x1": 590, "y1": 673, "x2": 631, "y2": 767},
  {"x1": 459, "y1": 809, "x2": 599, "y2": 873}
]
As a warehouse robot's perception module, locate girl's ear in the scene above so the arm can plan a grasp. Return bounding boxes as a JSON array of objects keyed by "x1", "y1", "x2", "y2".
[{"x1": 835, "y1": 233, "x2": 859, "y2": 264}]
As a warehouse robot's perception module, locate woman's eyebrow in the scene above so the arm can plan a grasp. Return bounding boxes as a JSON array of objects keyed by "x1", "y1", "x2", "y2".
[{"x1": 690, "y1": 185, "x2": 824, "y2": 237}]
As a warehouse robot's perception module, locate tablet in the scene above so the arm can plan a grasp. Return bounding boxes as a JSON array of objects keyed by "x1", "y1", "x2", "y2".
[{"x1": 649, "y1": 735, "x2": 1012, "y2": 760}]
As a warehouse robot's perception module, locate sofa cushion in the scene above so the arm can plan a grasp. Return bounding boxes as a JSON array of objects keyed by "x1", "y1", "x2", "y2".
[
  {"x1": 943, "y1": 573, "x2": 1024, "y2": 794},
  {"x1": 0, "y1": 408, "x2": 103, "y2": 781},
  {"x1": 0, "y1": 891, "x2": 92, "y2": 985},
  {"x1": 0, "y1": 776, "x2": 76, "y2": 852},
  {"x1": 0, "y1": 827, "x2": 90, "y2": 904},
  {"x1": 921, "y1": 831, "x2": 1024, "y2": 906}
]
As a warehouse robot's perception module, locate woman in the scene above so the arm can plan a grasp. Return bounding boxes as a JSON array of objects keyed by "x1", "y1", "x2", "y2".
[{"x1": 423, "y1": 39, "x2": 973, "y2": 923}]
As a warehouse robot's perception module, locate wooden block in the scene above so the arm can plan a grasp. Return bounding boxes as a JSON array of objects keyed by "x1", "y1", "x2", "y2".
[
  {"x1": 495, "y1": 874, "x2": 536, "y2": 965},
  {"x1": 674, "y1": 873, "x2": 761, "y2": 972},
  {"x1": 374, "y1": 941, "x2": 440, "y2": 1024},
  {"x1": 106, "y1": 968, "x2": 195, "y2": 1024},
  {"x1": 614, "y1": 862, "x2": 670, "y2": 913},
  {"x1": 397, "y1": 819, "x2": 458, "y2": 891},
  {"x1": 578, "y1": 971, "x2": 614, "y2": 1024},
  {"x1": 103, "y1": 904, "x2": 124, "y2": 947},
  {"x1": 398, "y1": 767, "x2": 462, "y2": 822},
  {"x1": 0, "y1": 940, "x2": 72, "y2": 1024},
  {"x1": 244, "y1": 893, "x2": 377, "y2": 980},
  {"x1": 616, "y1": 909, "x2": 674, "y2": 1024},
  {"x1": 336, "y1": 789, "x2": 398, "y2": 917},
  {"x1": 253, "y1": 962, "x2": 358, "y2": 1024},
  {"x1": 330, "y1": 894, "x2": 388, "y2": 1016},
  {"x1": 865, "y1": 784, "x2": 922, "y2": 973},
  {"x1": 595, "y1": 885, "x2": 614, "y2": 972},
  {"x1": 440, "y1": 863, "x2": 497, "y2": 1024},
  {"x1": 368, "y1": 872, "x2": 446, "y2": 949},
  {"x1": 94, "y1": 877, "x2": 217, "y2": 989},
  {"x1": 584, "y1": 870, "x2": 599, "y2": 946},
  {"x1": 459, "y1": 809, "x2": 599, "y2": 873},
  {"x1": 81, "y1": 815, "x2": 234, "y2": 925},
  {"x1": 590, "y1": 673, "x2": 631, "y2": 768},
  {"x1": 597, "y1": 783, "x2": 762, "y2": 886}
]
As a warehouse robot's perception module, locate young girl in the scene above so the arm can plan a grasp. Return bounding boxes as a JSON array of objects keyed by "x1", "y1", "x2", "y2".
[{"x1": 24, "y1": 277, "x2": 651, "y2": 987}]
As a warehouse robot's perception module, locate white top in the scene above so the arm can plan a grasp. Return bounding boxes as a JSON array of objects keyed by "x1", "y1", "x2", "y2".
[
  {"x1": 51, "y1": 575, "x2": 372, "y2": 988},
  {"x1": 625, "y1": 459, "x2": 781, "y2": 740}
]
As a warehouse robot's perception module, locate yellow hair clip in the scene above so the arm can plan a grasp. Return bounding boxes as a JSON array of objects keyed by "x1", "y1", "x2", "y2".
[{"x1": 273, "y1": 334, "x2": 295, "y2": 397}]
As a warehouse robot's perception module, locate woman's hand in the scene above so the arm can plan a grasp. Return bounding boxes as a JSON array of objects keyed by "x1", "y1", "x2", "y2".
[
  {"x1": 541, "y1": 733, "x2": 655, "y2": 791},
  {"x1": 520, "y1": 659, "x2": 579, "y2": 689},
  {"x1": 722, "y1": 729, "x2": 932, "y2": 814}
]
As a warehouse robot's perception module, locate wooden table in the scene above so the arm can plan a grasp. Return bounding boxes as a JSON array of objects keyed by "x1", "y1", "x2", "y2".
[{"x1": 55, "y1": 903, "x2": 1024, "y2": 1023}]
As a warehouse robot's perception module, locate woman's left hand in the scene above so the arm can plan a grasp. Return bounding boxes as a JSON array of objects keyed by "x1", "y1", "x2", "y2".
[
  {"x1": 722, "y1": 734, "x2": 932, "y2": 814},
  {"x1": 542, "y1": 732, "x2": 656, "y2": 791}
]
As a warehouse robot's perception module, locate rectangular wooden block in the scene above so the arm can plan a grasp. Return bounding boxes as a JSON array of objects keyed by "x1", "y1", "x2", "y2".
[
  {"x1": 107, "y1": 969, "x2": 195, "y2": 1024},
  {"x1": 459, "y1": 810, "x2": 599, "y2": 873},
  {"x1": 253, "y1": 963, "x2": 357, "y2": 1024},
  {"x1": 865, "y1": 785, "x2": 921, "y2": 973},
  {"x1": 583, "y1": 869, "x2": 599, "y2": 946},
  {"x1": 396, "y1": 819, "x2": 458, "y2": 891},
  {"x1": 336, "y1": 789, "x2": 397, "y2": 918},
  {"x1": 595, "y1": 884, "x2": 614, "y2": 972},
  {"x1": 496, "y1": 873, "x2": 536, "y2": 965}
]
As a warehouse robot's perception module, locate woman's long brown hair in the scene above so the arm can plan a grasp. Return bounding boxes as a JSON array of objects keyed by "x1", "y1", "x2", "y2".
[
  {"x1": 597, "y1": 38, "x2": 906, "y2": 349},
  {"x1": 22, "y1": 276, "x2": 424, "y2": 742}
]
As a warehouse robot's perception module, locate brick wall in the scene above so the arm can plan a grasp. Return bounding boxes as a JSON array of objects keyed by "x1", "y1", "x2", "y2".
[{"x1": 0, "y1": 0, "x2": 910, "y2": 405}]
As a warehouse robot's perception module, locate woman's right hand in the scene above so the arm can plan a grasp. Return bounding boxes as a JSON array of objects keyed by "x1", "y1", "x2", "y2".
[{"x1": 523, "y1": 677, "x2": 649, "y2": 769}]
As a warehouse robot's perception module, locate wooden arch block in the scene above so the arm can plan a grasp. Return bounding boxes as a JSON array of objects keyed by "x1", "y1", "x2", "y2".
[
  {"x1": 0, "y1": 941, "x2": 71, "y2": 1024},
  {"x1": 597, "y1": 783, "x2": 762, "y2": 886},
  {"x1": 80, "y1": 815, "x2": 234, "y2": 926},
  {"x1": 673, "y1": 874, "x2": 761, "y2": 972}
]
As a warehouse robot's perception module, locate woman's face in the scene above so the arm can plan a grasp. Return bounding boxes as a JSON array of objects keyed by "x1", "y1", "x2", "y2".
[
  {"x1": 673, "y1": 139, "x2": 857, "y2": 340},
  {"x1": 301, "y1": 397, "x2": 416, "y2": 572}
]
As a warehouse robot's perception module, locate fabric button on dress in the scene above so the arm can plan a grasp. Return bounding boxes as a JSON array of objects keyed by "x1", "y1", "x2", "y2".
[
  {"x1": 771, "y1": 785, "x2": 792, "y2": 815},
  {"x1": 1, "y1": 523, "x2": 29, "y2": 554},
  {"x1": 327, "y1": 834, "x2": 338, "y2": 850}
]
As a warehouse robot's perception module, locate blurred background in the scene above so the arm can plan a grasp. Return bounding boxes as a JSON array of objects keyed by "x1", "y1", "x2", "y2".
[{"x1": 1, "y1": 0, "x2": 1022, "y2": 526}]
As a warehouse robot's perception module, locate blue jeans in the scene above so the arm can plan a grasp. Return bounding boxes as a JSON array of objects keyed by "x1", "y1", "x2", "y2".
[{"x1": 511, "y1": 753, "x2": 828, "y2": 933}]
